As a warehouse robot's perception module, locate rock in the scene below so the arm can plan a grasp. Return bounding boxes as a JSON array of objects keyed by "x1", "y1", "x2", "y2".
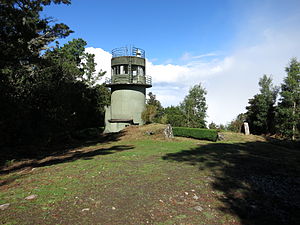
[
  {"x1": 0, "y1": 203, "x2": 10, "y2": 210},
  {"x1": 184, "y1": 192, "x2": 189, "y2": 195},
  {"x1": 145, "y1": 131, "x2": 155, "y2": 135},
  {"x1": 193, "y1": 195, "x2": 199, "y2": 200},
  {"x1": 164, "y1": 124, "x2": 174, "y2": 138},
  {"x1": 112, "y1": 206, "x2": 116, "y2": 210},
  {"x1": 25, "y1": 194, "x2": 37, "y2": 200},
  {"x1": 82, "y1": 208, "x2": 90, "y2": 211},
  {"x1": 217, "y1": 133, "x2": 225, "y2": 141},
  {"x1": 194, "y1": 206, "x2": 203, "y2": 211},
  {"x1": 243, "y1": 122, "x2": 250, "y2": 135}
]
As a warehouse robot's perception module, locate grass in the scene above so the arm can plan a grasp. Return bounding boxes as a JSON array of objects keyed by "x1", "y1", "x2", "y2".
[{"x1": 0, "y1": 128, "x2": 300, "y2": 225}]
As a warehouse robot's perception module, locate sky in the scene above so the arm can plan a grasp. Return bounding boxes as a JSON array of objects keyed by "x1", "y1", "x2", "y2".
[{"x1": 43, "y1": 0, "x2": 300, "y2": 125}]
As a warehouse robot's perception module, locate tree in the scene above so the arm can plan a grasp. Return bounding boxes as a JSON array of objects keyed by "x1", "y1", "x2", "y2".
[
  {"x1": 0, "y1": 0, "x2": 72, "y2": 74},
  {"x1": 246, "y1": 75, "x2": 278, "y2": 134},
  {"x1": 0, "y1": 0, "x2": 72, "y2": 145},
  {"x1": 276, "y1": 58, "x2": 300, "y2": 140},
  {"x1": 180, "y1": 83, "x2": 207, "y2": 128},
  {"x1": 142, "y1": 105, "x2": 157, "y2": 124},
  {"x1": 218, "y1": 124, "x2": 226, "y2": 130},
  {"x1": 208, "y1": 122, "x2": 217, "y2": 129},
  {"x1": 0, "y1": 1, "x2": 110, "y2": 146},
  {"x1": 162, "y1": 106, "x2": 186, "y2": 127},
  {"x1": 227, "y1": 113, "x2": 246, "y2": 133},
  {"x1": 144, "y1": 92, "x2": 163, "y2": 123}
]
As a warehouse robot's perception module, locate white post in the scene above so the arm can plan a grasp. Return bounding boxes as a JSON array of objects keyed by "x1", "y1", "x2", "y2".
[{"x1": 244, "y1": 122, "x2": 250, "y2": 135}]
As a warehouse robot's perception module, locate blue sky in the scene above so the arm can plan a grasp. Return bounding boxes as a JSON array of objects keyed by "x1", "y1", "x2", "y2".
[
  {"x1": 43, "y1": 0, "x2": 300, "y2": 124},
  {"x1": 43, "y1": 0, "x2": 244, "y2": 62}
]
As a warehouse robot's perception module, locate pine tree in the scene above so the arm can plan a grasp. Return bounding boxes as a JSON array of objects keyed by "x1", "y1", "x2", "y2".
[
  {"x1": 246, "y1": 75, "x2": 278, "y2": 134},
  {"x1": 276, "y1": 58, "x2": 300, "y2": 140}
]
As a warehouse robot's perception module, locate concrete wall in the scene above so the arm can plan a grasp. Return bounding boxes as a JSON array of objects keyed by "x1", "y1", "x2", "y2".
[
  {"x1": 111, "y1": 85, "x2": 146, "y2": 125},
  {"x1": 111, "y1": 56, "x2": 145, "y2": 67}
]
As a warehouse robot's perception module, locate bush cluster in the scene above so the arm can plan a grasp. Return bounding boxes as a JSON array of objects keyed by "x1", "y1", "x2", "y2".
[{"x1": 173, "y1": 127, "x2": 218, "y2": 141}]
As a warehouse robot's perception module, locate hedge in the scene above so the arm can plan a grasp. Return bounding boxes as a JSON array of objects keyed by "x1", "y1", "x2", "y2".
[{"x1": 173, "y1": 127, "x2": 218, "y2": 141}]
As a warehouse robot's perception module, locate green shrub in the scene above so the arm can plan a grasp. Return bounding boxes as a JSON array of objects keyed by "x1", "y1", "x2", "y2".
[{"x1": 173, "y1": 127, "x2": 218, "y2": 141}]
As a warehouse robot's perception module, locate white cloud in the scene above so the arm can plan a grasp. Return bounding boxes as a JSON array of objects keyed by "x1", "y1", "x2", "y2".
[
  {"x1": 180, "y1": 52, "x2": 218, "y2": 61},
  {"x1": 85, "y1": 47, "x2": 112, "y2": 81},
  {"x1": 86, "y1": 16, "x2": 300, "y2": 125}
]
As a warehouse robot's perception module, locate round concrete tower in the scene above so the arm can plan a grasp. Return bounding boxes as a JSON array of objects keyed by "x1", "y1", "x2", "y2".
[{"x1": 104, "y1": 46, "x2": 152, "y2": 133}]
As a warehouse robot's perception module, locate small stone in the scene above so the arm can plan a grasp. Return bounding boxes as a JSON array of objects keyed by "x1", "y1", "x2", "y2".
[
  {"x1": 82, "y1": 208, "x2": 90, "y2": 212},
  {"x1": 112, "y1": 206, "x2": 116, "y2": 210},
  {"x1": 194, "y1": 206, "x2": 203, "y2": 211},
  {"x1": 217, "y1": 133, "x2": 225, "y2": 141},
  {"x1": 0, "y1": 203, "x2": 10, "y2": 210},
  {"x1": 191, "y1": 189, "x2": 195, "y2": 192},
  {"x1": 145, "y1": 131, "x2": 155, "y2": 135},
  {"x1": 184, "y1": 192, "x2": 189, "y2": 195},
  {"x1": 193, "y1": 195, "x2": 199, "y2": 200},
  {"x1": 25, "y1": 194, "x2": 37, "y2": 200},
  {"x1": 159, "y1": 199, "x2": 164, "y2": 203}
]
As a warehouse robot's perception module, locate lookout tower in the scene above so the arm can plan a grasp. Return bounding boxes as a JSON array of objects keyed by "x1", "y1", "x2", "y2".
[{"x1": 104, "y1": 46, "x2": 152, "y2": 133}]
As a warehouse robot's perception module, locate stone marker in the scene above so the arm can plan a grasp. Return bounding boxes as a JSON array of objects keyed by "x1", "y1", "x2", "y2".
[
  {"x1": 217, "y1": 133, "x2": 225, "y2": 141},
  {"x1": 194, "y1": 206, "x2": 203, "y2": 211},
  {"x1": 164, "y1": 124, "x2": 174, "y2": 138},
  {"x1": 243, "y1": 122, "x2": 250, "y2": 135},
  {"x1": 0, "y1": 203, "x2": 10, "y2": 210}
]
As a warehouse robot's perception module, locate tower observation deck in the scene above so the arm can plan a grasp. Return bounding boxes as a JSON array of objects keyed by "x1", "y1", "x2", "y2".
[
  {"x1": 105, "y1": 46, "x2": 152, "y2": 87},
  {"x1": 104, "y1": 46, "x2": 152, "y2": 133}
]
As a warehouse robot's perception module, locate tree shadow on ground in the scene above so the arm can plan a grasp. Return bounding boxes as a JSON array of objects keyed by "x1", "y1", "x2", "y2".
[
  {"x1": 0, "y1": 131, "x2": 125, "y2": 173},
  {"x1": 162, "y1": 141, "x2": 300, "y2": 225},
  {"x1": 0, "y1": 144, "x2": 134, "y2": 186}
]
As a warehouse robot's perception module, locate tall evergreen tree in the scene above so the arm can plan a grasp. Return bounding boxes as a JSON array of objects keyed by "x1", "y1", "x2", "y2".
[
  {"x1": 146, "y1": 92, "x2": 164, "y2": 122},
  {"x1": 180, "y1": 83, "x2": 207, "y2": 128},
  {"x1": 246, "y1": 75, "x2": 278, "y2": 134},
  {"x1": 0, "y1": 1, "x2": 110, "y2": 146},
  {"x1": 276, "y1": 58, "x2": 300, "y2": 140}
]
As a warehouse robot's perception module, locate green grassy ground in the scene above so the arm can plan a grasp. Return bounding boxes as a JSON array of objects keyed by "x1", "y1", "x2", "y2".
[{"x1": 1, "y1": 132, "x2": 300, "y2": 224}]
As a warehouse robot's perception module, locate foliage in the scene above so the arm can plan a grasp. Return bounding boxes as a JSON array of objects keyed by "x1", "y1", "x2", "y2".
[
  {"x1": 218, "y1": 124, "x2": 226, "y2": 130},
  {"x1": 227, "y1": 113, "x2": 246, "y2": 133},
  {"x1": 161, "y1": 106, "x2": 186, "y2": 127},
  {"x1": 0, "y1": 1, "x2": 110, "y2": 146},
  {"x1": 180, "y1": 83, "x2": 207, "y2": 128},
  {"x1": 0, "y1": 0, "x2": 72, "y2": 73},
  {"x1": 276, "y1": 58, "x2": 300, "y2": 140},
  {"x1": 208, "y1": 122, "x2": 217, "y2": 129},
  {"x1": 144, "y1": 92, "x2": 163, "y2": 123},
  {"x1": 173, "y1": 127, "x2": 218, "y2": 141},
  {"x1": 246, "y1": 75, "x2": 278, "y2": 134},
  {"x1": 142, "y1": 105, "x2": 157, "y2": 124}
]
